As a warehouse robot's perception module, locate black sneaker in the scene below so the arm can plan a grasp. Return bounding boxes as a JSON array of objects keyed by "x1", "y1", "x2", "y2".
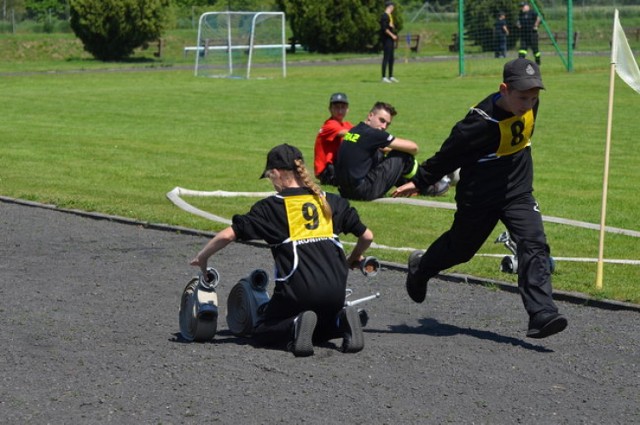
[
  {"x1": 340, "y1": 306, "x2": 364, "y2": 353},
  {"x1": 289, "y1": 311, "x2": 317, "y2": 357},
  {"x1": 406, "y1": 250, "x2": 428, "y2": 303},
  {"x1": 526, "y1": 312, "x2": 568, "y2": 339}
]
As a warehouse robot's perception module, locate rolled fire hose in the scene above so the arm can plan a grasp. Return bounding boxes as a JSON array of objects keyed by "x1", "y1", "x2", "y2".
[
  {"x1": 226, "y1": 269, "x2": 270, "y2": 337},
  {"x1": 179, "y1": 268, "x2": 220, "y2": 342}
]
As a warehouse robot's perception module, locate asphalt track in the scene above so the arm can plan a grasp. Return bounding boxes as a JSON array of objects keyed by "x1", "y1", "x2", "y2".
[{"x1": 1, "y1": 198, "x2": 639, "y2": 424}]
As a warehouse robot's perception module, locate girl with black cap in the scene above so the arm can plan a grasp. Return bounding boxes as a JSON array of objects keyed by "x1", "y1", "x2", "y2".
[{"x1": 190, "y1": 143, "x2": 374, "y2": 356}]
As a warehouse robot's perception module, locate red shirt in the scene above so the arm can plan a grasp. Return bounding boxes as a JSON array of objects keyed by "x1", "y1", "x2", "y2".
[{"x1": 314, "y1": 117, "x2": 353, "y2": 177}]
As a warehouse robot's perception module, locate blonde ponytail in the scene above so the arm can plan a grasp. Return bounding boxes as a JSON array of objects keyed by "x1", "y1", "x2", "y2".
[{"x1": 294, "y1": 158, "x2": 332, "y2": 218}]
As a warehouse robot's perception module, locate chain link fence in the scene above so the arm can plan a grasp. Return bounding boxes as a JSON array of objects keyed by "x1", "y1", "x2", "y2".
[{"x1": 1, "y1": 1, "x2": 638, "y2": 58}]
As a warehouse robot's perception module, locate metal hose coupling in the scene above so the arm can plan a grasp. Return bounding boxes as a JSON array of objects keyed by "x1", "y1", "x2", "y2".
[
  {"x1": 199, "y1": 267, "x2": 220, "y2": 290},
  {"x1": 360, "y1": 256, "x2": 380, "y2": 277},
  {"x1": 249, "y1": 269, "x2": 269, "y2": 291}
]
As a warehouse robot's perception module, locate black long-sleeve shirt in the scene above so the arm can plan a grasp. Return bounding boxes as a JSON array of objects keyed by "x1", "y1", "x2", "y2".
[
  {"x1": 413, "y1": 92, "x2": 539, "y2": 208},
  {"x1": 231, "y1": 187, "x2": 367, "y2": 305}
]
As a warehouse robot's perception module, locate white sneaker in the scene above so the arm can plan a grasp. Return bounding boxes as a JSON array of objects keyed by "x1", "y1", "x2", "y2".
[
  {"x1": 389, "y1": 77, "x2": 399, "y2": 83},
  {"x1": 382, "y1": 77, "x2": 391, "y2": 83}
]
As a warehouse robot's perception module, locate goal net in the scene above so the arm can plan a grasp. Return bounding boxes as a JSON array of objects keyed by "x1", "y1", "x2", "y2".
[{"x1": 194, "y1": 11, "x2": 287, "y2": 79}]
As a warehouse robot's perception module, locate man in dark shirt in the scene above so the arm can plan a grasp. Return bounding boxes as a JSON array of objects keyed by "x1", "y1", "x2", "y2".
[
  {"x1": 335, "y1": 101, "x2": 422, "y2": 201},
  {"x1": 380, "y1": 1, "x2": 398, "y2": 83},
  {"x1": 494, "y1": 11, "x2": 509, "y2": 58},
  {"x1": 517, "y1": 2, "x2": 542, "y2": 64}
]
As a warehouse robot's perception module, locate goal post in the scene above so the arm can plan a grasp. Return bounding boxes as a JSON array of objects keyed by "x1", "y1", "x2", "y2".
[{"x1": 194, "y1": 11, "x2": 287, "y2": 79}]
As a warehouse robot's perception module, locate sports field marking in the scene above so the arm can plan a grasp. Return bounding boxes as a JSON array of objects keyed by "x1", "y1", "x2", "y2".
[{"x1": 166, "y1": 187, "x2": 640, "y2": 266}]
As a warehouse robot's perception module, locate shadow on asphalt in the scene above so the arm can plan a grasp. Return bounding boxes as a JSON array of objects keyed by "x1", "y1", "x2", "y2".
[
  {"x1": 169, "y1": 320, "x2": 554, "y2": 353},
  {"x1": 376, "y1": 319, "x2": 554, "y2": 353}
]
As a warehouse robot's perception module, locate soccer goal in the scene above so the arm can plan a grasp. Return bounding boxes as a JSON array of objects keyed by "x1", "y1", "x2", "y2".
[{"x1": 194, "y1": 11, "x2": 287, "y2": 79}]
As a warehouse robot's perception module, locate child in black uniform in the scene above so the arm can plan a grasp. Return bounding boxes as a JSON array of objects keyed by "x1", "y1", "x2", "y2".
[
  {"x1": 190, "y1": 144, "x2": 374, "y2": 356},
  {"x1": 335, "y1": 101, "x2": 451, "y2": 201},
  {"x1": 393, "y1": 58, "x2": 567, "y2": 339}
]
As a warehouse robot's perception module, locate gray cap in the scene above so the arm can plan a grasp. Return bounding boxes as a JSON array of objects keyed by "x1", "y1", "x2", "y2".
[
  {"x1": 503, "y1": 58, "x2": 545, "y2": 91},
  {"x1": 329, "y1": 92, "x2": 349, "y2": 104}
]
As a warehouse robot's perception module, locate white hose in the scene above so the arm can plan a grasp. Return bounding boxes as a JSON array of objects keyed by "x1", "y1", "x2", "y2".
[{"x1": 167, "y1": 187, "x2": 640, "y2": 265}]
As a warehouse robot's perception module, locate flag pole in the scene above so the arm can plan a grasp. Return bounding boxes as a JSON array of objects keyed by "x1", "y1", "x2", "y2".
[{"x1": 596, "y1": 10, "x2": 618, "y2": 290}]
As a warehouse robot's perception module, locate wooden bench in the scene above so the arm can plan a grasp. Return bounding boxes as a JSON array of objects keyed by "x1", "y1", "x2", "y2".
[
  {"x1": 609, "y1": 27, "x2": 640, "y2": 48},
  {"x1": 448, "y1": 33, "x2": 473, "y2": 52},
  {"x1": 538, "y1": 31, "x2": 579, "y2": 49},
  {"x1": 142, "y1": 38, "x2": 164, "y2": 58},
  {"x1": 398, "y1": 34, "x2": 421, "y2": 53},
  {"x1": 183, "y1": 39, "x2": 218, "y2": 57},
  {"x1": 449, "y1": 33, "x2": 459, "y2": 52},
  {"x1": 625, "y1": 27, "x2": 640, "y2": 41}
]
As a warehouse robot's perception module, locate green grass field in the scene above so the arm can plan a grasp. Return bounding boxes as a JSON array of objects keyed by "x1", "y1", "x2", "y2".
[{"x1": 1, "y1": 29, "x2": 639, "y2": 304}]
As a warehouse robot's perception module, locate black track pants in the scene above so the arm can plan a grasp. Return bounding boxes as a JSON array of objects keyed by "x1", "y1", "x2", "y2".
[
  {"x1": 339, "y1": 151, "x2": 413, "y2": 201},
  {"x1": 417, "y1": 192, "x2": 558, "y2": 318},
  {"x1": 381, "y1": 38, "x2": 395, "y2": 78}
]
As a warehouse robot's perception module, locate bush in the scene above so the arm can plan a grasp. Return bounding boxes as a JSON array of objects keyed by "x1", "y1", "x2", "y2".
[
  {"x1": 69, "y1": 0, "x2": 171, "y2": 61},
  {"x1": 276, "y1": 0, "x2": 403, "y2": 54}
]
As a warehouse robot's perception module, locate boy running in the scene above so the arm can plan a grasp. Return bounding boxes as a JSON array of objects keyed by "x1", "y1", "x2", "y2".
[{"x1": 393, "y1": 58, "x2": 567, "y2": 339}]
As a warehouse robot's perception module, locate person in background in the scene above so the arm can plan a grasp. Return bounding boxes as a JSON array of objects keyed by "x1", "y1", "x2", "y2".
[
  {"x1": 314, "y1": 92, "x2": 353, "y2": 186},
  {"x1": 393, "y1": 58, "x2": 567, "y2": 339},
  {"x1": 495, "y1": 11, "x2": 509, "y2": 58},
  {"x1": 517, "y1": 2, "x2": 542, "y2": 64},
  {"x1": 190, "y1": 144, "x2": 374, "y2": 357},
  {"x1": 380, "y1": 1, "x2": 398, "y2": 83}
]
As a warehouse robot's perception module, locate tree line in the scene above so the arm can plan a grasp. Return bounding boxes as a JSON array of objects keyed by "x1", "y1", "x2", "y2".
[{"x1": 5, "y1": 1, "x2": 578, "y2": 61}]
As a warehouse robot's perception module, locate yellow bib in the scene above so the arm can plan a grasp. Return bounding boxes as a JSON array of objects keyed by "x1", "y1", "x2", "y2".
[
  {"x1": 284, "y1": 194, "x2": 333, "y2": 242},
  {"x1": 496, "y1": 109, "x2": 534, "y2": 157}
]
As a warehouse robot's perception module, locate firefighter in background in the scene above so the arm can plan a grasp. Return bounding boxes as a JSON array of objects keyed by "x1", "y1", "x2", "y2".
[{"x1": 517, "y1": 2, "x2": 542, "y2": 64}]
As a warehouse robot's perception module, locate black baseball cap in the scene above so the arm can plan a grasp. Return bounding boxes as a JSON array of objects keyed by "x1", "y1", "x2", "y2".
[
  {"x1": 260, "y1": 143, "x2": 304, "y2": 178},
  {"x1": 503, "y1": 58, "x2": 545, "y2": 91},
  {"x1": 385, "y1": 1, "x2": 395, "y2": 7},
  {"x1": 330, "y1": 92, "x2": 349, "y2": 104}
]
